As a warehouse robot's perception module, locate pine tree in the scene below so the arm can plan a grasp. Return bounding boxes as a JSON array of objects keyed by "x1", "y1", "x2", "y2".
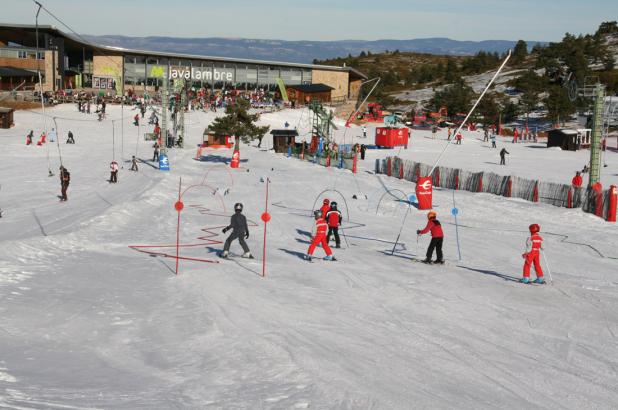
[{"x1": 209, "y1": 99, "x2": 270, "y2": 153}]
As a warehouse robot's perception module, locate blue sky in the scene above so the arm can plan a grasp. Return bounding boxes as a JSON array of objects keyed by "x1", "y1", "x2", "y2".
[{"x1": 6, "y1": 0, "x2": 617, "y2": 41}]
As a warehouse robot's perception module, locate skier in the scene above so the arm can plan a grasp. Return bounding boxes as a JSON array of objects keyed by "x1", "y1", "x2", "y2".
[
  {"x1": 416, "y1": 211, "x2": 444, "y2": 264},
  {"x1": 130, "y1": 156, "x2": 138, "y2": 171},
  {"x1": 362, "y1": 125, "x2": 367, "y2": 138},
  {"x1": 133, "y1": 113, "x2": 139, "y2": 126},
  {"x1": 490, "y1": 132, "x2": 497, "y2": 148},
  {"x1": 499, "y1": 148, "x2": 509, "y2": 165},
  {"x1": 360, "y1": 144, "x2": 366, "y2": 160},
  {"x1": 48, "y1": 128, "x2": 56, "y2": 142},
  {"x1": 220, "y1": 203, "x2": 253, "y2": 258},
  {"x1": 326, "y1": 201, "x2": 343, "y2": 248},
  {"x1": 521, "y1": 224, "x2": 544, "y2": 284},
  {"x1": 320, "y1": 198, "x2": 331, "y2": 217},
  {"x1": 152, "y1": 143, "x2": 160, "y2": 162},
  {"x1": 59, "y1": 165, "x2": 70, "y2": 201},
  {"x1": 66, "y1": 130, "x2": 75, "y2": 144},
  {"x1": 571, "y1": 171, "x2": 583, "y2": 188},
  {"x1": 305, "y1": 210, "x2": 335, "y2": 261},
  {"x1": 26, "y1": 130, "x2": 33, "y2": 145},
  {"x1": 109, "y1": 160, "x2": 119, "y2": 183},
  {"x1": 483, "y1": 128, "x2": 489, "y2": 142},
  {"x1": 455, "y1": 132, "x2": 462, "y2": 145}
]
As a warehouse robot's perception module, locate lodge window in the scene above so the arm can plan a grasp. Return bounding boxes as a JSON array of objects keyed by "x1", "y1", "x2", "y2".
[{"x1": 18, "y1": 51, "x2": 27, "y2": 59}]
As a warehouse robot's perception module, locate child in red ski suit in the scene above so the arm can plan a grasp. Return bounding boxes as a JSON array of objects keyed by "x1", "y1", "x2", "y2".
[
  {"x1": 417, "y1": 211, "x2": 444, "y2": 264},
  {"x1": 306, "y1": 210, "x2": 334, "y2": 261},
  {"x1": 521, "y1": 224, "x2": 544, "y2": 284}
]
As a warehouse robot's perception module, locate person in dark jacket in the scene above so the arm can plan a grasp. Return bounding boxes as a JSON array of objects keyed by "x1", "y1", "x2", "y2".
[
  {"x1": 59, "y1": 166, "x2": 70, "y2": 201},
  {"x1": 221, "y1": 203, "x2": 252, "y2": 258},
  {"x1": 417, "y1": 211, "x2": 444, "y2": 264},
  {"x1": 499, "y1": 148, "x2": 509, "y2": 165},
  {"x1": 66, "y1": 130, "x2": 75, "y2": 144},
  {"x1": 360, "y1": 144, "x2": 366, "y2": 160}
]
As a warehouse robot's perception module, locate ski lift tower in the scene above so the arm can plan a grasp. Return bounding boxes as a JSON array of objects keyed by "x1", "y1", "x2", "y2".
[
  {"x1": 569, "y1": 76, "x2": 605, "y2": 186},
  {"x1": 308, "y1": 99, "x2": 338, "y2": 142}
]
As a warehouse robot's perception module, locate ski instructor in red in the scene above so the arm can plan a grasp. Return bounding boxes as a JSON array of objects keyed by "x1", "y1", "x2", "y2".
[
  {"x1": 417, "y1": 211, "x2": 444, "y2": 264},
  {"x1": 521, "y1": 223, "x2": 544, "y2": 284},
  {"x1": 305, "y1": 210, "x2": 335, "y2": 261}
]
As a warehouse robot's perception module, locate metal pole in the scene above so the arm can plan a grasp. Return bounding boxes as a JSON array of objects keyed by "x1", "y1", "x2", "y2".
[
  {"x1": 391, "y1": 204, "x2": 411, "y2": 255},
  {"x1": 428, "y1": 51, "x2": 511, "y2": 176},
  {"x1": 176, "y1": 177, "x2": 182, "y2": 275},
  {"x1": 34, "y1": 2, "x2": 51, "y2": 176},
  {"x1": 262, "y1": 178, "x2": 270, "y2": 278}
]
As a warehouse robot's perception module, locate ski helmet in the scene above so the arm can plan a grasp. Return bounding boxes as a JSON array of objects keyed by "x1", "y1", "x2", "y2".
[
  {"x1": 323, "y1": 198, "x2": 330, "y2": 205},
  {"x1": 427, "y1": 211, "x2": 437, "y2": 220},
  {"x1": 529, "y1": 223, "x2": 540, "y2": 233},
  {"x1": 314, "y1": 210, "x2": 323, "y2": 219},
  {"x1": 234, "y1": 203, "x2": 243, "y2": 212},
  {"x1": 330, "y1": 201, "x2": 338, "y2": 209}
]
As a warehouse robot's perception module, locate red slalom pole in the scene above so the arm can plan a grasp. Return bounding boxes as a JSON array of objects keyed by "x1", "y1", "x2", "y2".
[
  {"x1": 175, "y1": 177, "x2": 183, "y2": 275},
  {"x1": 261, "y1": 178, "x2": 271, "y2": 278}
]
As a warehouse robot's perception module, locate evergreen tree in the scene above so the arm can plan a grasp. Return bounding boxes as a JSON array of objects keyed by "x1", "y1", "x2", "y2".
[
  {"x1": 431, "y1": 78, "x2": 475, "y2": 115},
  {"x1": 209, "y1": 99, "x2": 270, "y2": 152},
  {"x1": 512, "y1": 40, "x2": 528, "y2": 64},
  {"x1": 544, "y1": 86, "x2": 575, "y2": 124}
]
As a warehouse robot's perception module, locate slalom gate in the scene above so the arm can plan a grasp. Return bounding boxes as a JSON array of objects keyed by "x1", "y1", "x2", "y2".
[{"x1": 375, "y1": 156, "x2": 617, "y2": 222}]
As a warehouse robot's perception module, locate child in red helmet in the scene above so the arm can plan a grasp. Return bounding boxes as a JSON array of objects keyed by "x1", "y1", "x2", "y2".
[
  {"x1": 521, "y1": 223, "x2": 544, "y2": 284},
  {"x1": 417, "y1": 211, "x2": 444, "y2": 264},
  {"x1": 306, "y1": 210, "x2": 335, "y2": 261},
  {"x1": 320, "y1": 198, "x2": 331, "y2": 217}
]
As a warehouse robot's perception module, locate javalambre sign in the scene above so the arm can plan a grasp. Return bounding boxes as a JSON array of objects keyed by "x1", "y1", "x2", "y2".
[{"x1": 169, "y1": 66, "x2": 233, "y2": 82}]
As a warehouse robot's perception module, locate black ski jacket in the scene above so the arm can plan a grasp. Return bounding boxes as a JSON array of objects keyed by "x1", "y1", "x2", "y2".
[{"x1": 225, "y1": 213, "x2": 248, "y2": 235}]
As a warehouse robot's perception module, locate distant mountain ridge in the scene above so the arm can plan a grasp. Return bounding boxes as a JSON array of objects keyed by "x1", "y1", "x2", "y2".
[{"x1": 83, "y1": 35, "x2": 545, "y2": 64}]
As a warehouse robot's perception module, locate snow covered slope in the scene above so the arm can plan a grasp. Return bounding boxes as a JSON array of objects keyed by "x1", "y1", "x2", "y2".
[{"x1": 1, "y1": 105, "x2": 617, "y2": 409}]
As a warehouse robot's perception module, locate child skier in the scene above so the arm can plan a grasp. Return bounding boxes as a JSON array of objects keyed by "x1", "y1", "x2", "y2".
[
  {"x1": 416, "y1": 211, "x2": 444, "y2": 264},
  {"x1": 59, "y1": 166, "x2": 70, "y2": 201},
  {"x1": 130, "y1": 156, "x2": 138, "y2": 171},
  {"x1": 306, "y1": 210, "x2": 335, "y2": 261},
  {"x1": 521, "y1": 224, "x2": 544, "y2": 284},
  {"x1": 109, "y1": 160, "x2": 119, "y2": 183},
  {"x1": 320, "y1": 198, "x2": 331, "y2": 217},
  {"x1": 221, "y1": 203, "x2": 253, "y2": 258},
  {"x1": 133, "y1": 113, "x2": 139, "y2": 126},
  {"x1": 326, "y1": 201, "x2": 343, "y2": 248}
]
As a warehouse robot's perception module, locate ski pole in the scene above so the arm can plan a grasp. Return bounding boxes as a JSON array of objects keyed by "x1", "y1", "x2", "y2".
[
  {"x1": 541, "y1": 250, "x2": 553, "y2": 285},
  {"x1": 416, "y1": 234, "x2": 420, "y2": 257}
]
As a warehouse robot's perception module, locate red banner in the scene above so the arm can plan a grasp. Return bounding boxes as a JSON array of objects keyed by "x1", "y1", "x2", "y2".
[{"x1": 416, "y1": 176, "x2": 433, "y2": 210}]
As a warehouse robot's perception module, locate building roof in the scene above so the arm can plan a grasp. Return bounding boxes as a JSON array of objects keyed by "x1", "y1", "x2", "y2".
[
  {"x1": 270, "y1": 129, "x2": 299, "y2": 136},
  {"x1": 0, "y1": 23, "x2": 367, "y2": 79},
  {"x1": 0, "y1": 66, "x2": 37, "y2": 77},
  {"x1": 287, "y1": 83, "x2": 334, "y2": 93},
  {"x1": 0, "y1": 107, "x2": 15, "y2": 113}
]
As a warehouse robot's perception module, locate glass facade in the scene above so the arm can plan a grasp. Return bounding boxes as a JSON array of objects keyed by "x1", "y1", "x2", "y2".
[{"x1": 121, "y1": 54, "x2": 312, "y2": 91}]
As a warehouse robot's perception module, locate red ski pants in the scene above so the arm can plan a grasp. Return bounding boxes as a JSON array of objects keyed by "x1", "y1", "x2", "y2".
[
  {"x1": 523, "y1": 251, "x2": 543, "y2": 278},
  {"x1": 308, "y1": 233, "x2": 332, "y2": 256}
]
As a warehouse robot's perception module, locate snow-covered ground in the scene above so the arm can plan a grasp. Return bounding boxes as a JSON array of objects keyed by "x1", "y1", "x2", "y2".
[{"x1": 1, "y1": 105, "x2": 618, "y2": 409}]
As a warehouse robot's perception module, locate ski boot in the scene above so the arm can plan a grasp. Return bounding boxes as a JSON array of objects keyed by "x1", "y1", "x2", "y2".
[
  {"x1": 324, "y1": 255, "x2": 335, "y2": 261},
  {"x1": 335, "y1": 244, "x2": 341, "y2": 249},
  {"x1": 421, "y1": 258, "x2": 432, "y2": 264},
  {"x1": 434, "y1": 259, "x2": 444, "y2": 265},
  {"x1": 241, "y1": 252, "x2": 254, "y2": 259},
  {"x1": 520, "y1": 277, "x2": 530, "y2": 284},
  {"x1": 304, "y1": 254, "x2": 312, "y2": 261},
  {"x1": 534, "y1": 277, "x2": 545, "y2": 284},
  {"x1": 220, "y1": 250, "x2": 229, "y2": 259}
]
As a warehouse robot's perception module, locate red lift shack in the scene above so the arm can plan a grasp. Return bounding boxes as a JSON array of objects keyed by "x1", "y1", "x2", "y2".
[{"x1": 375, "y1": 127, "x2": 409, "y2": 148}]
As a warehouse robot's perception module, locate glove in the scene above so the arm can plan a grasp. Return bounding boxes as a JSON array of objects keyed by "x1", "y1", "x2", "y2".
[
  {"x1": 416, "y1": 230, "x2": 421, "y2": 235},
  {"x1": 522, "y1": 253, "x2": 527, "y2": 259},
  {"x1": 222, "y1": 227, "x2": 228, "y2": 233},
  {"x1": 245, "y1": 232, "x2": 249, "y2": 239}
]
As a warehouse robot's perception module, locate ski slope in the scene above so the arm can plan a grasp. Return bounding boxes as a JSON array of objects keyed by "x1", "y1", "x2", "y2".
[{"x1": 1, "y1": 105, "x2": 617, "y2": 409}]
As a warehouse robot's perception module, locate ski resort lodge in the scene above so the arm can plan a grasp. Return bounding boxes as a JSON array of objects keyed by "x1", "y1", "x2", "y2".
[{"x1": 0, "y1": 23, "x2": 366, "y2": 102}]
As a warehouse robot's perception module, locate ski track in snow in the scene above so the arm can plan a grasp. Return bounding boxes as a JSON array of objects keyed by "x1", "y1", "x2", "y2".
[{"x1": 0, "y1": 105, "x2": 617, "y2": 409}]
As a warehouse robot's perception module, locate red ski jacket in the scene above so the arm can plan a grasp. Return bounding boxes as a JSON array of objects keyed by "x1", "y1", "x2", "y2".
[
  {"x1": 320, "y1": 204, "x2": 330, "y2": 217},
  {"x1": 326, "y1": 210, "x2": 342, "y2": 227},
  {"x1": 571, "y1": 175, "x2": 583, "y2": 187},
  {"x1": 315, "y1": 218, "x2": 328, "y2": 235},
  {"x1": 419, "y1": 219, "x2": 444, "y2": 238}
]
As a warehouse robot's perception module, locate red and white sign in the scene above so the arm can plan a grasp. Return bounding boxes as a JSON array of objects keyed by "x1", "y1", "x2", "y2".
[{"x1": 416, "y1": 176, "x2": 433, "y2": 210}]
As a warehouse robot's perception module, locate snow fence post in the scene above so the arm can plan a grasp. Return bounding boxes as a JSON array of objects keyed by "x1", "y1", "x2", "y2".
[
  {"x1": 352, "y1": 152, "x2": 358, "y2": 174},
  {"x1": 595, "y1": 190, "x2": 604, "y2": 218},
  {"x1": 477, "y1": 173, "x2": 483, "y2": 192},
  {"x1": 607, "y1": 185, "x2": 617, "y2": 222},
  {"x1": 387, "y1": 157, "x2": 392, "y2": 176},
  {"x1": 505, "y1": 176, "x2": 512, "y2": 197},
  {"x1": 533, "y1": 181, "x2": 539, "y2": 202},
  {"x1": 375, "y1": 159, "x2": 380, "y2": 174}
]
